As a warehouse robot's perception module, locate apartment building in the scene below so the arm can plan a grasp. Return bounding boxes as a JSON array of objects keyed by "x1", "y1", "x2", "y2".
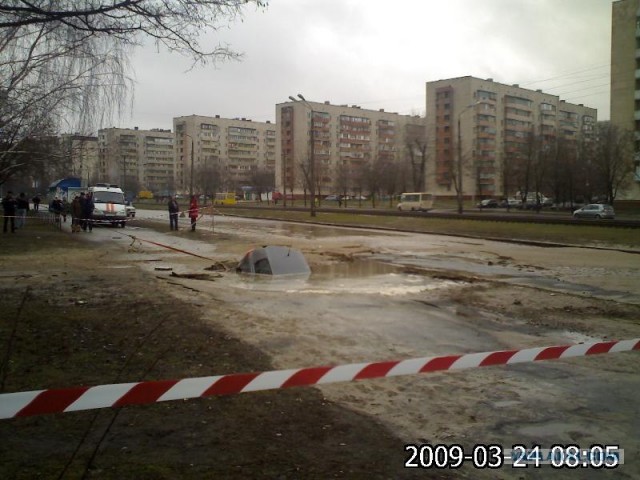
[
  {"x1": 59, "y1": 134, "x2": 99, "y2": 186},
  {"x1": 611, "y1": 0, "x2": 640, "y2": 200},
  {"x1": 426, "y1": 76, "x2": 597, "y2": 200},
  {"x1": 173, "y1": 115, "x2": 276, "y2": 194},
  {"x1": 275, "y1": 100, "x2": 425, "y2": 197},
  {"x1": 98, "y1": 127, "x2": 174, "y2": 194}
]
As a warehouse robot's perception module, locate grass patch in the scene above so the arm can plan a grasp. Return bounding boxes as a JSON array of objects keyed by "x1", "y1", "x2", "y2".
[{"x1": 0, "y1": 217, "x2": 89, "y2": 258}]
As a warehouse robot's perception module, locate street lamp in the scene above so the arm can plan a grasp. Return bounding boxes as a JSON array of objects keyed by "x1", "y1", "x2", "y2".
[
  {"x1": 456, "y1": 101, "x2": 480, "y2": 214},
  {"x1": 288, "y1": 93, "x2": 316, "y2": 217},
  {"x1": 183, "y1": 132, "x2": 195, "y2": 197}
]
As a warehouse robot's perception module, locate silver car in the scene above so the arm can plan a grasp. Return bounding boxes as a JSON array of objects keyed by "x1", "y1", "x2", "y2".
[{"x1": 573, "y1": 204, "x2": 615, "y2": 219}]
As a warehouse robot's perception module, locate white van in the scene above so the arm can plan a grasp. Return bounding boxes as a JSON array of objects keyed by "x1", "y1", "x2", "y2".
[
  {"x1": 88, "y1": 184, "x2": 127, "y2": 227},
  {"x1": 397, "y1": 192, "x2": 434, "y2": 211}
]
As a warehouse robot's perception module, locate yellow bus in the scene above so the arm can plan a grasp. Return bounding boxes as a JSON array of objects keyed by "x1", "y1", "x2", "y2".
[
  {"x1": 214, "y1": 192, "x2": 237, "y2": 206},
  {"x1": 397, "y1": 192, "x2": 434, "y2": 211}
]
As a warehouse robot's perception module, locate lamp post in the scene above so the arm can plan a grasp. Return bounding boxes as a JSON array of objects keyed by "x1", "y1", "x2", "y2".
[
  {"x1": 456, "y1": 101, "x2": 480, "y2": 214},
  {"x1": 288, "y1": 94, "x2": 316, "y2": 217},
  {"x1": 183, "y1": 132, "x2": 195, "y2": 197}
]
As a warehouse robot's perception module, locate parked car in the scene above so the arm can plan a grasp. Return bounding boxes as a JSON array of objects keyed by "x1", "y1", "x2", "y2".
[
  {"x1": 477, "y1": 199, "x2": 498, "y2": 209},
  {"x1": 498, "y1": 198, "x2": 522, "y2": 208},
  {"x1": 573, "y1": 204, "x2": 615, "y2": 219},
  {"x1": 324, "y1": 194, "x2": 340, "y2": 201},
  {"x1": 125, "y1": 200, "x2": 136, "y2": 218}
]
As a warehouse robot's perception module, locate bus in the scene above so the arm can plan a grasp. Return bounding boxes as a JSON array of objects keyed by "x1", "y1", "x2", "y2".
[
  {"x1": 397, "y1": 192, "x2": 434, "y2": 212},
  {"x1": 214, "y1": 192, "x2": 237, "y2": 206}
]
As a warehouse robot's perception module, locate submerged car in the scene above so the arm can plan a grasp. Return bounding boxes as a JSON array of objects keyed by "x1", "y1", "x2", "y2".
[
  {"x1": 237, "y1": 245, "x2": 311, "y2": 276},
  {"x1": 573, "y1": 204, "x2": 615, "y2": 219}
]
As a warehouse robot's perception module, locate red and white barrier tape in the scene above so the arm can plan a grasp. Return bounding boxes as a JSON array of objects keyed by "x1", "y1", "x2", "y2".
[{"x1": 1, "y1": 338, "x2": 638, "y2": 419}]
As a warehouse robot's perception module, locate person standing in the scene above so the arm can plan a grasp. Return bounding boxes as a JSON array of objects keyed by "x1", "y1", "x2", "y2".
[
  {"x1": 49, "y1": 196, "x2": 63, "y2": 227},
  {"x1": 71, "y1": 194, "x2": 83, "y2": 233},
  {"x1": 61, "y1": 197, "x2": 69, "y2": 223},
  {"x1": 82, "y1": 192, "x2": 94, "y2": 232},
  {"x1": 15, "y1": 192, "x2": 29, "y2": 228},
  {"x1": 168, "y1": 196, "x2": 180, "y2": 230},
  {"x1": 189, "y1": 195, "x2": 199, "y2": 231},
  {"x1": 78, "y1": 192, "x2": 87, "y2": 230},
  {"x1": 2, "y1": 191, "x2": 17, "y2": 233},
  {"x1": 32, "y1": 194, "x2": 41, "y2": 212}
]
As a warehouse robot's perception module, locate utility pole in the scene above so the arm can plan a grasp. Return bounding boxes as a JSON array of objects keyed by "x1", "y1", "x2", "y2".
[
  {"x1": 456, "y1": 101, "x2": 480, "y2": 214},
  {"x1": 288, "y1": 94, "x2": 316, "y2": 217}
]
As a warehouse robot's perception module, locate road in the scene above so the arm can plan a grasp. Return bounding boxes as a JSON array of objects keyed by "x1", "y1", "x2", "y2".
[{"x1": 92, "y1": 209, "x2": 640, "y2": 478}]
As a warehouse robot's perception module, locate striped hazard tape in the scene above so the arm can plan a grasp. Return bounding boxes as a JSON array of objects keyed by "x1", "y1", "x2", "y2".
[{"x1": 1, "y1": 338, "x2": 638, "y2": 419}]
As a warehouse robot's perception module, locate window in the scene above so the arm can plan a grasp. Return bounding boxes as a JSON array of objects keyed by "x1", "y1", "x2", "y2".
[
  {"x1": 476, "y1": 90, "x2": 497, "y2": 101},
  {"x1": 506, "y1": 96, "x2": 532, "y2": 107}
]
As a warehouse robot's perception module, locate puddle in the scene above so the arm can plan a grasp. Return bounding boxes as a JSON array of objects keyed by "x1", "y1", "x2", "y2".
[
  {"x1": 508, "y1": 277, "x2": 640, "y2": 304},
  {"x1": 550, "y1": 330, "x2": 601, "y2": 344},
  {"x1": 312, "y1": 259, "x2": 403, "y2": 278},
  {"x1": 213, "y1": 216, "x2": 397, "y2": 240}
]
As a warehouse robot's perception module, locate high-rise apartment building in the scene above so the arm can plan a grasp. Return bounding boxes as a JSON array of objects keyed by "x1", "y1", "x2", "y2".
[
  {"x1": 98, "y1": 127, "x2": 174, "y2": 194},
  {"x1": 173, "y1": 115, "x2": 276, "y2": 194},
  {"x1": 426, "y1": 76, "x2": 597, "y2": 200},
  {"x1": 275, "y1": 100, "x2": 425, "y2": 197},
  {"x1": 611, "y1": 0, "x2": 640, "y2": 200}
]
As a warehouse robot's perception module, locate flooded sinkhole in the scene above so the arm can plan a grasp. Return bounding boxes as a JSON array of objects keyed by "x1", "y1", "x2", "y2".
[{"x1": 231, "y1": 257, "x2": 461, "y2": 296}]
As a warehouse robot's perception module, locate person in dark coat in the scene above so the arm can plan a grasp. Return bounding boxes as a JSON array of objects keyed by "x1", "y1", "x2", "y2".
[
  {"x1": 82, "y1": 192, "x2": 94, "y2": 232},
  {"x1": 71, "y1": 194, "x2": 83, "y2": 233},
  {"x1": 32, "y1": 194, "x2": 41, "y2": 212},
  {"x1": 168, "y1": 196, "x2": 180, "y2": 230},
  {"x1": 15, "y1": 192, "x2": 29, "y2": 228},
  {"x1": 2, "y1": 191, "x2": 17, "y2": 233},
  {"x1": 49, "y1": 196, "x2": 63, "y2": 227}
]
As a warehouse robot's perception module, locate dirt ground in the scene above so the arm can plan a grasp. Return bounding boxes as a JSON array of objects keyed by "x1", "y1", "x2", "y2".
[{"x1": 1, "y1": 215, "x2": 639, "y2": 479}]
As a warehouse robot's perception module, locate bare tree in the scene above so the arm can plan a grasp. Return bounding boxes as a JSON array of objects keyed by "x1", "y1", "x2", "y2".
[
  {"x1": 378, "y1": 159, "x2": 399, "y2": 208},
  {"x1": 194, "y1": 162, "x2": 222, "y2": 203},
  {"x1": 334, "y1": 160, "x2": 351, "y2": 207},
  {"x1": 363, "y1": 157, "x2": 389, "y2": 208},
  {"x1": 404, "y1": 122, "x2": 428, "y2": 192},
  {"x1": 591, "y1": 122, "x2": 634, "y2": 204},
  {"x1": 298, "y1": 159, "x2": 310, "y2": 207},
  {"x1": 249, "y1": 167, "x2": 275, "y2": 202},
  {"x1": 0, "y1": 0, "x2": 266, "y2": 186}
]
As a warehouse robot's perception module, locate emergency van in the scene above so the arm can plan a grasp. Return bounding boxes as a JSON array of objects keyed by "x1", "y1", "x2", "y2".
[{"x1": 88, "y1": 184, "x2": 127, "y2": 227}]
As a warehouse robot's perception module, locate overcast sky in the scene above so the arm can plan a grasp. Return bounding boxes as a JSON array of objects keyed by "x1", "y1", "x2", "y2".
[{"x1": 124, "y1": 0, "x2": 613, "y2": 131}]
